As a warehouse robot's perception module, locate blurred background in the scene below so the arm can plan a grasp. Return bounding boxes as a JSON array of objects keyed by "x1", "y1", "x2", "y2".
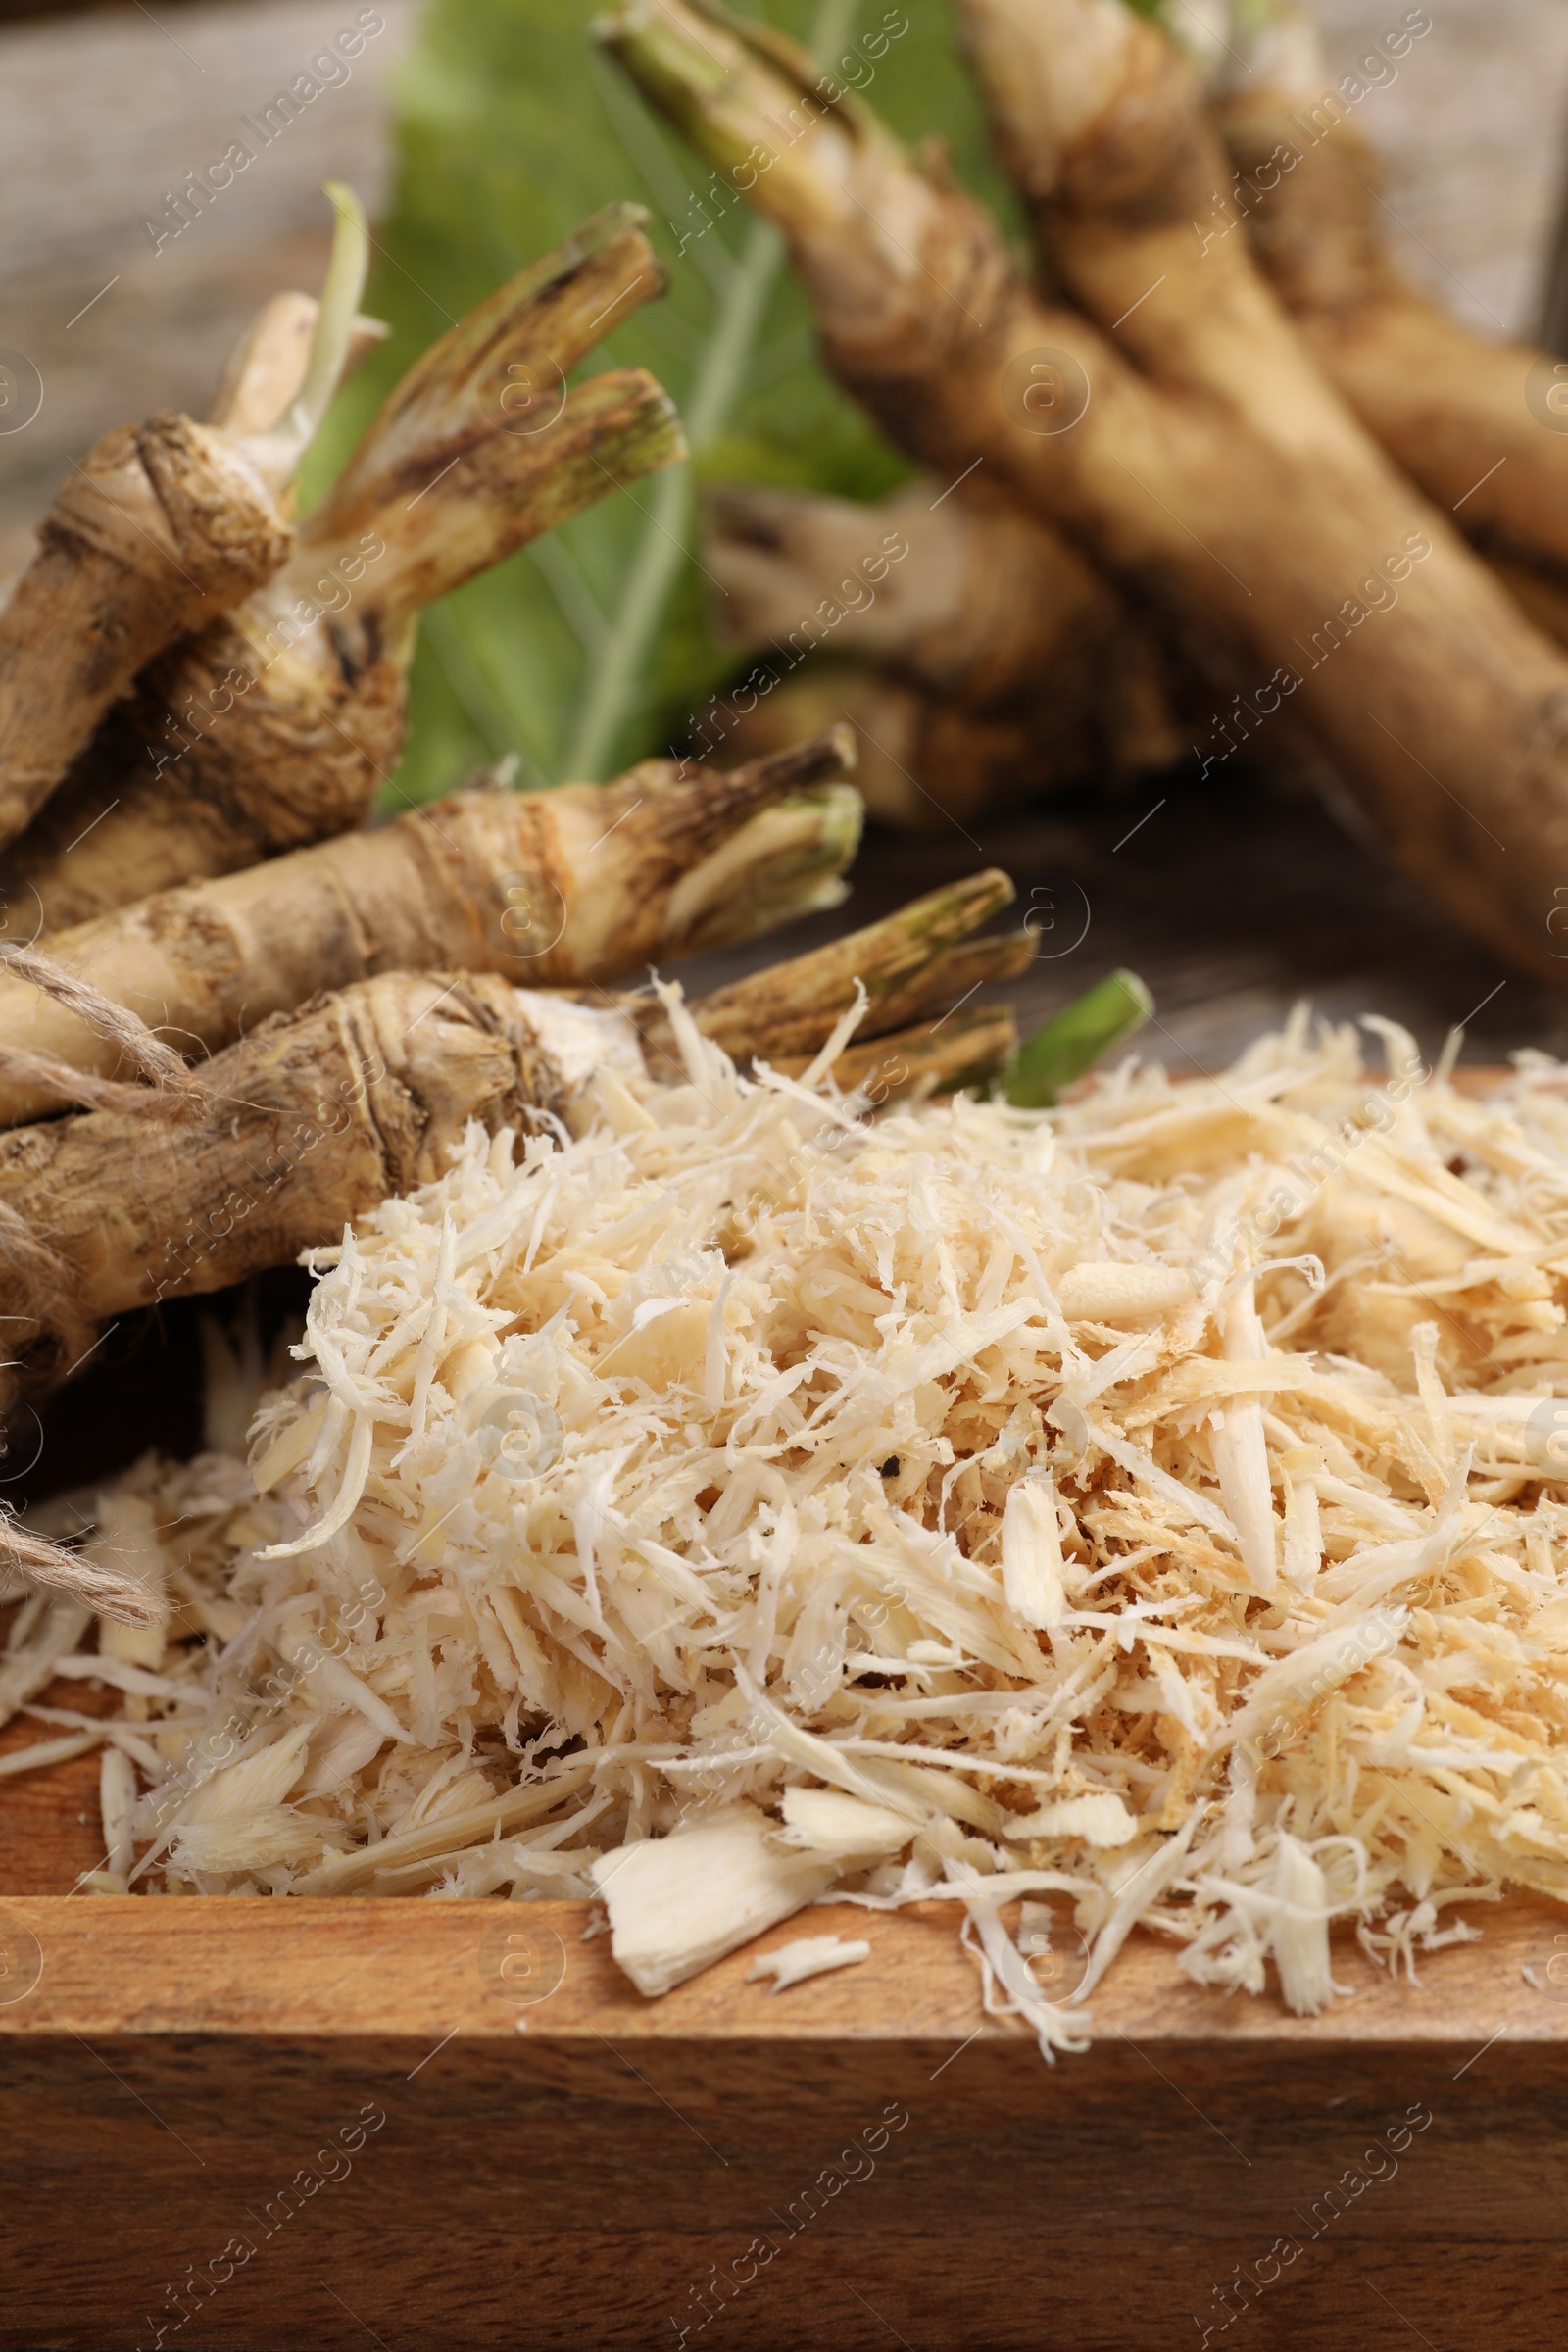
[{"x1": 3, "y1": 0, "x2": 1567, "y2": 1074}]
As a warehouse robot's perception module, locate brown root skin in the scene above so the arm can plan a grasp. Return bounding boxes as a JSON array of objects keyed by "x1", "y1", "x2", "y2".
[
  {"x1": 627, "y1": 865, "x2": 1022, "y2": 1064},
  {"x1": 0, "y1": 293, "x2": 400, "y2": 927},
  {"x1": 0, "y1": 940, "x2": 202, "y2": 1123},
  {"x1": 991, "y1": 4, "x2": 1568, "y2": 636},
  {"x1": 1489, "y1": 556, "x2": 1568, "y2": 654},
  {"x1": 952, "y1": 0, "x2": 1374, "y2": 466},
  {"x1": 3, "y1": 368, "x2": 683, "y2": 933},
  {"x1": 1214, "y1": 60, "x2": 1568, "y2": 590},
  {"x1": 769, "y1": 1001, "x2": 1017, "y2": 1097},
  {"x1": 707, "y1": 475, "x2": 1144, "y2": 712},
  {"x1": 725, "y1": 649, "x2": 1335, "y2": 831},
  {"x1": 0, "y1": 617, "x2": 410, "y2": 935},
  {"x1": 1, "y1": 215, "x2": 681, "y2": 932},
  {"x1": 0, "y1": 731, "x2": 860, "y2": 1127},
  {"x1": 0, "y1": 972, "x2": 574, "y2": 1372},
  {"x1": 713, "y1": 664, "x2": 1054, "y2": 828},
  {"x1": 705, "y1": 474, "x2": 1186, "y2": 818},
  {"x1": 545, "y1": 725, "x2": 858, "y2": 972},
  {"x1": 609, "y1": 0, "x2": 1568, "y2": 985},
  {"x1": 0, "y1": 415, "x2": 292, "y2": 854},
  {"x1": 1212, "y1": 0, "x2": 1568, "y2": 597},
  {"x1": 309, "y1": 204, "x2": 667, "y2": 548}
]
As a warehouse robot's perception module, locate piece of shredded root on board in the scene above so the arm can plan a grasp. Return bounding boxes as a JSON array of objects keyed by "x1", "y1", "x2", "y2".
[{"x1": 26, "y1": 1004, "x2": 1568, "y2": 2056}]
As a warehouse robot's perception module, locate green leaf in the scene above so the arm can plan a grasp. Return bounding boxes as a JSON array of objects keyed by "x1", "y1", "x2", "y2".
[
  {"x1": 298, "y1": 0, "x2": 1021, "y2": 807},
  {"x1": 1006, "y1": 971, "x2": 1154, "y2": 1108}
]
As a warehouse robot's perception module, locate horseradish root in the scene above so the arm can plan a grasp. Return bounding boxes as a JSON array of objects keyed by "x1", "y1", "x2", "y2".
[
  {"x1": 0, "y1": 973, "x2": 645, "y2": 1389},
  {"x1": 709, "y1": 474, "x2": 1177, "y2": 723},
  {"x1": 705, "y1": 477, "x2": 1183, "y2": 818},
  {"x1": 0, "y1": 429, "x2": 287, "y2": 860},
  {"x1": 709, "y1": 664, "x2": 1056, "y2": 830},
  {"x1": 0, "y1": 187, "x2": 374, "y2": 853},
  {"x1": 0, "y1": 732, "x2": 861, "y2": 1126},
  {"x1": 625, "y1": 862, "x2": 1029, "y2": 1066},
  {"x1": 3, "y1": 207, "x2": 681, "y2": 931},
  {"x1": 606, "y1": 0, "x2": 1568, "y2": 982},
  {"x1": 1214, "y1": 7, "x2": 1568, "y2": 592},
  {"x1": 0, "y1": 420, "x2": 288, "y2": 854}
]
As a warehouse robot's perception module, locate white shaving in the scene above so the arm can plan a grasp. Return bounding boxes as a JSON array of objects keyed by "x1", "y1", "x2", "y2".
[{"x1": 748, "y1": 1934, "x2": 871, "y2": 1990}]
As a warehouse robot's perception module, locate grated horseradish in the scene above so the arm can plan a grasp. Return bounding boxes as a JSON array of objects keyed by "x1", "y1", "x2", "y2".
[{"x1": 23, "y1": 1002, "x2": 1568, "y2": 2053}]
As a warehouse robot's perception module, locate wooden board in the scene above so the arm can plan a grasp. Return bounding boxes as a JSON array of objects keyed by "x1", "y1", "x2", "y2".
[{"x1": 5, "y1": 1890, "x2": 1568, "y2": 2350}]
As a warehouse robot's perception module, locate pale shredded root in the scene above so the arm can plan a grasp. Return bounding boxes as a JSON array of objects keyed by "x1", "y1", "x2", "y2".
[{"x1": 29, "y1": 1005, "x2": 1568, "y2": 2053}]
